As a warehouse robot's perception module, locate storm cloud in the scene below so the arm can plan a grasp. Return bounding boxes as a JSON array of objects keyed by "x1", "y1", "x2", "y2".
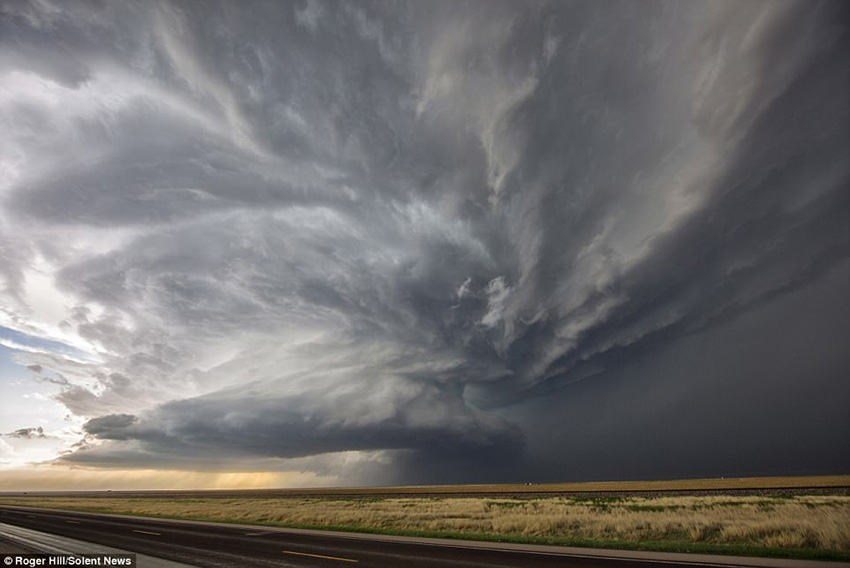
[{"x1": 0, "y1": 0, "x2": 847, "y2": 483}]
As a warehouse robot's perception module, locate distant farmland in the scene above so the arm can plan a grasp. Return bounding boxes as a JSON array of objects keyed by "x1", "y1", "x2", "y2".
[
  {"x1": 3, "y1": 474, "x2": 848, "y2": 499},
  {"x1": 1, "y1": 475, "x2": 849, "y2": 560}
]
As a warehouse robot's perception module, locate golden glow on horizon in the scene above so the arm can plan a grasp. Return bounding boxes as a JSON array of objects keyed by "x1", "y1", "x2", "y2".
[{"x1": 0, "y1": 465, "x2": 336, "y2": 491}]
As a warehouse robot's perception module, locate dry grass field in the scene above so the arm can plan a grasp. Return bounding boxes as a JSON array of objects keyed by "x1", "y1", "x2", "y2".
[
  {"x1": 301, "y1": 474, "x2": 850, "y2": 495},
  {"x1": 4, "y1": 474, "x2": 847, "y2": 499},
  {"x1": 2, "y1": 490, "x2": 849, "y2": 557}
]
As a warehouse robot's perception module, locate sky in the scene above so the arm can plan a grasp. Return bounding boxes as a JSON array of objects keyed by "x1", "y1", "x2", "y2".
[{"x1": 0, "y1": 0, "x2": 848, "y2": 490}]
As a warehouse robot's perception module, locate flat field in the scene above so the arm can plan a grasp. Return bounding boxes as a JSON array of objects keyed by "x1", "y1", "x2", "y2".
[
  {"x1": 2, "y1": 475, "x2": 849, "y2": 561},
  {"x1": 4, "y1": 474, "x2": 848, "y2": 498}
]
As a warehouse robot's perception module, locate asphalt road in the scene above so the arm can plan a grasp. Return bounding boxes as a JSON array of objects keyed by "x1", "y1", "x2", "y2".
[{"x1": 0, "y1": 506, "x2": 815, "y2": 568}]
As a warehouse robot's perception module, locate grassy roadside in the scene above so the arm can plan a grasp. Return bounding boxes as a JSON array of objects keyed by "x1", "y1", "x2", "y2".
[{"x1": 2, "y1": 494, "x2": 849, "y2": 562}]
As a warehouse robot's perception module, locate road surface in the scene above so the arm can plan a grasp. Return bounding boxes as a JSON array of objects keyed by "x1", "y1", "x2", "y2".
[{"x1": 0, "y1": 506, "x2": 837, "y2": 568}]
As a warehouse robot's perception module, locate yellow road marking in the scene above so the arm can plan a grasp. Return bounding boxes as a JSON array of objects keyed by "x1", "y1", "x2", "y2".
[
  {"x1": 65, "y1": 520, "x2": 81, "y2": 524},
  {"x1": 282, "y1": 550, "x2": 358, "y2": 563},
  {"x1": 132, "y1": 529, "x2": 161, "y2": 536}
]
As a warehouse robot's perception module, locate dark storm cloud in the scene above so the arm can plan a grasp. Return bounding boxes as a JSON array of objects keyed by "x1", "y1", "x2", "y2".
[
  {"x1": 510, "y1": 259, "x2": 850, "y2": 483},
  {"x1": 1, "y1": 0, "x2": 847, "y2": 480},
  {"x1": 79, "y1": 378, "x2": 521, "y2": 460}
]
